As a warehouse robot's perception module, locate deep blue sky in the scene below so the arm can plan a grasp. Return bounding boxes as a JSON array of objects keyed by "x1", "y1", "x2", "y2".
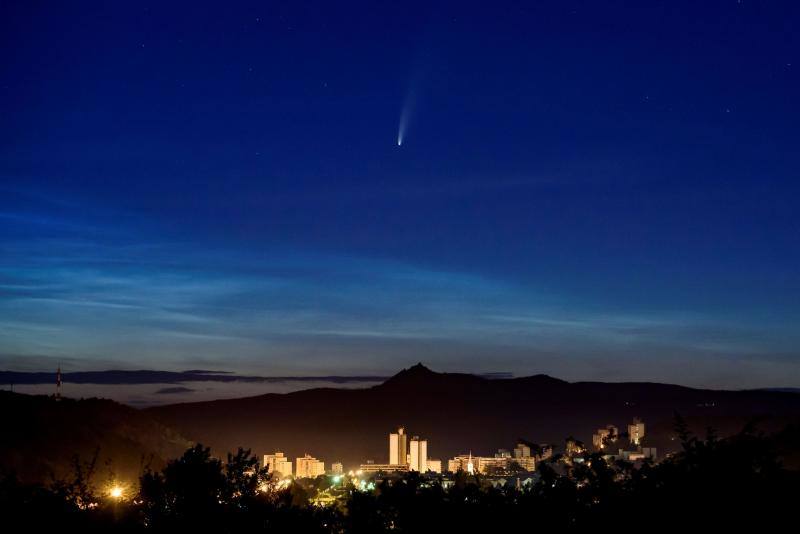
[{"x1": 1, "y1": 1, "x2": 798, "y2": 388}]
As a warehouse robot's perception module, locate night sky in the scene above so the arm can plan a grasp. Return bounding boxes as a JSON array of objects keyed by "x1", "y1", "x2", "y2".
[{"x1": 1, "y1": 1, "x2": 799, "y2": 388}]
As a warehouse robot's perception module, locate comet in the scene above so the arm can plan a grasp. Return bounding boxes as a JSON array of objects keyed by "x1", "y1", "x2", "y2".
[
  {"x1": 396, "y1": 86, "x2": 416, "y2": 147},
  {"x1": 397, "y1": 118, "x2": 405, "y2": 146}
]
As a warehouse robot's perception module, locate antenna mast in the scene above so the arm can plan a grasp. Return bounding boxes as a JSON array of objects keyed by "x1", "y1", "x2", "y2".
[{"x1": 56, "y1": 364, "x2": 62, "y2": 401}]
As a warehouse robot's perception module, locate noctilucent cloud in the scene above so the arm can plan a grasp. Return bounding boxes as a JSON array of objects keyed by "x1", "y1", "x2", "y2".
[{"x1": 1, "y1": 1, "x2": 799, "y2": 388}]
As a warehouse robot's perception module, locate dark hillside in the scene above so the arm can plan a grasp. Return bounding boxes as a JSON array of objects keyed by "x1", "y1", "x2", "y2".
[{"x1": 0, "y1": 391, "x2": 190, "y2": 483}]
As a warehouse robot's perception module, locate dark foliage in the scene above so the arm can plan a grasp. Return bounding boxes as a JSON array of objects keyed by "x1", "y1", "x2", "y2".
[{"x1": 1, "y1": 421, "x2": 798, "y2": 532}]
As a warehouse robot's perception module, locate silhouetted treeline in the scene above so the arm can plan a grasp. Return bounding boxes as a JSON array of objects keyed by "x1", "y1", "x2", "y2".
[{"x1": 2, "y1": 420, "x2": 798, "y2": 532}]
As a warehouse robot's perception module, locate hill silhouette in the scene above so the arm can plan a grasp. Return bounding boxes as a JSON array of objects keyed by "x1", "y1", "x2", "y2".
[
  {"x1": 0, "y1": 391, "x2": 191, "y2": 483},
  {"x1": 147, "y1": 364, "x2": 800, "y2": 469}
]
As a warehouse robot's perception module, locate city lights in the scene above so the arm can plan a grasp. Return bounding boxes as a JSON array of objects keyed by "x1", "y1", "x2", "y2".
[{"x1": 251, "y1": 418, "x2": 652, "y2": 506}]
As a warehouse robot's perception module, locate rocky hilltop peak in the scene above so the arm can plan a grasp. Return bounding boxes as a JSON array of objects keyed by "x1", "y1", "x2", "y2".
[{"x1": 377, "y1": 363, "x2": 487, "y2": 392}]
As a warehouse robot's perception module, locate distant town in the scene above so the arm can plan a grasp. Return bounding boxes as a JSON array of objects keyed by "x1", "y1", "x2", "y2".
[{"x1": 260, "y1": 417, "x2": 656, "y2": 502}]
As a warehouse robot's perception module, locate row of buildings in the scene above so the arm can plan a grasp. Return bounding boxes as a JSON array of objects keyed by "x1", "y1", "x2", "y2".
[
  {"x1": 446, "y1": 440, "x2": 551, "y2": 475},
  {"x1": 263, "y1": 452, "x2": 344, "y2": 479},
  {"x1": 446, "y1": 417, "x2": 655, "y2": 473},
  {"x1": 360, "y1": 427, "x2": 552, "y2": 476},
  {"x1": 589, "y1": 417, "x2": 656, "y2": 461},
  {"x1": 265, "y1": 417, "x2": 655, "y2": 480},
  {"x1": 591, "y1": 417, "x2": 646, "y2": 450}
]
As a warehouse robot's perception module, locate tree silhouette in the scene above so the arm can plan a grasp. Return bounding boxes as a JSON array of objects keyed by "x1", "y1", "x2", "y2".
[{"x1": 2, "y1": 422, "x2": 799, "y2": 532}]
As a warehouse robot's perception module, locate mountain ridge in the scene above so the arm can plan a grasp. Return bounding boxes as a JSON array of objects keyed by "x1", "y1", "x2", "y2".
[{"x1": 146, "y1": 364, "x2": 800, "y2": 469}]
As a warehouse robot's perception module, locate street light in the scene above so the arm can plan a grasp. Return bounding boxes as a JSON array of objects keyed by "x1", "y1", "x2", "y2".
[{"x1": 108, "y1": 484, "x2": 125, "y2": 500}]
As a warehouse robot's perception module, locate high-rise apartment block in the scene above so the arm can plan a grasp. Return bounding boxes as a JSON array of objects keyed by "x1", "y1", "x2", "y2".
[
  {"x1": 628, "y1": 418, "x2": 645, "y2": 445},
  {"x1": 513, "y1": 442, "x2": 531, "y2": 459},
  {"x1": 409, "y1": 436, "x2": 428, "y2": 472},
  {"x1": 389, "y1": 427, "x2": 408, "y2": 465},
  {"x1": 295, "y1": 454, "x2": 325, "y2": 479},
  {"x1": 510, "y1": 441, "x2": 538, "y2": 470},
  {"x1": 389, "y1": 426, "x2": 431, "y2": 471},
  {"x1": 263, "y1": 452, "x2": 293, "y2": 478}
]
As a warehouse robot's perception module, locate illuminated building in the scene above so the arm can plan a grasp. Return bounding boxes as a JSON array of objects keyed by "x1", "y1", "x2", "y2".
[
  {"x1": 389, "y1": 427, "x2": 408, "y2": 465},
  {"x1": 513, "y1": 442, "x2": 531, "y2": 458},
  {"x1": 515, "y1": 441, "x2": 552, "y2": 462},
  {"x1": 622, "y1": 450, "x2": 646, "y2": 461},
  {"x1": 448, "y1": 454, "x2": 473, "y2": 473},
  {"x1": 628, "y1": 417, "x2": 645, "y2": 445},
  {"x1": 479, "y1": 456, "x2": 509, "y2": 473},
  {"x1": 565, "y1": 436, "x2": 587, "y2": 457},
  {"x1": 426, "y1": 459, "x2": 442, "y2": 473},
  {"x1": 616, "y1": 447, "x2": 656, "y2": 461},
  {"x1": 295, "y1": 454, "x2": 325, "y2": 479},
  {"x1": 514, "y1": 456, "x2": 536, "y2": 471},
  {"x1": 512, "y1": 441, "x2": 536, "y2": 471},
  {"x1": 409, "y1": 436, "x2": 428, "y2": 472},
  {"x1": 263, "y1": 452, "x2": 293, "y2": 478},
  {"x1": 331, "y1": 462, "x2": 343, "y2": 475},
  {"x1": 448, "y1": 453, "x2": 509, "y2": 474},
  {"x1": 359, "y1": 462, "x2": 409, "y2": 474},
  {"x1": 592, "y1": 425, "x2": 619, "y2": 450}
]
